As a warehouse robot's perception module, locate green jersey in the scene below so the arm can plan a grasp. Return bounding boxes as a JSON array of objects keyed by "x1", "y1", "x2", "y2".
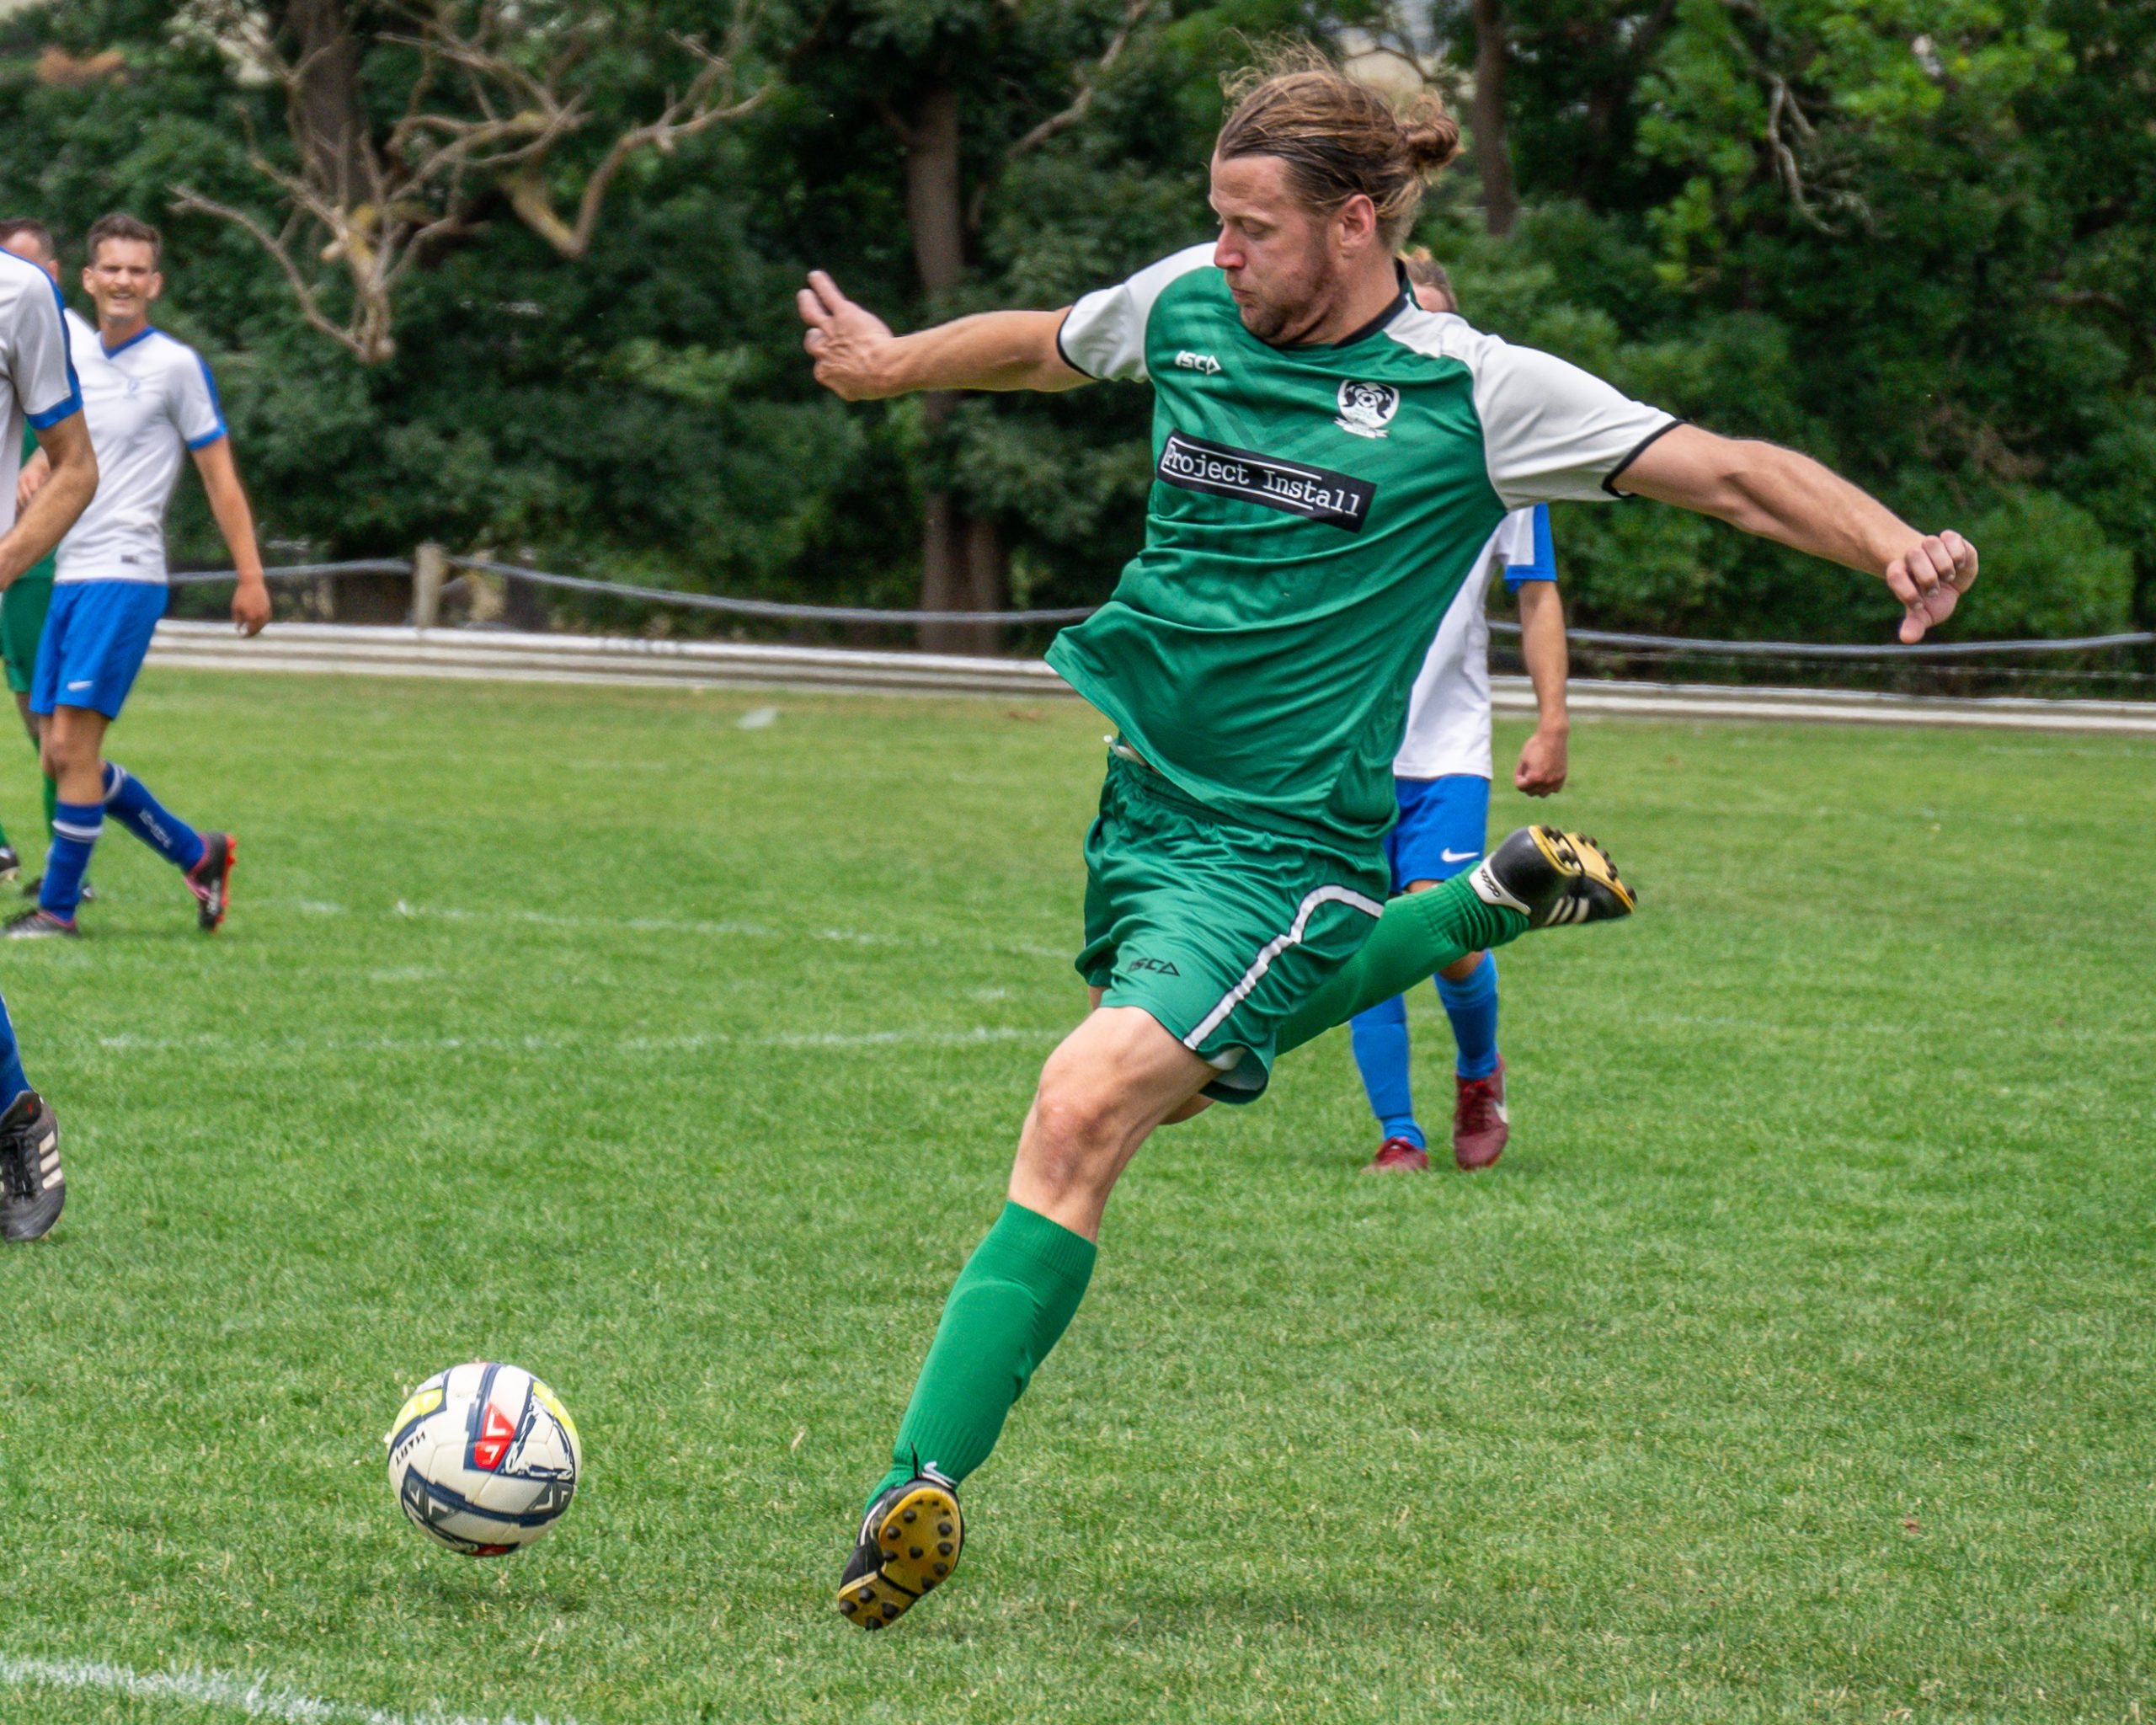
[{"x1": 1045, "y1": 246, "x2": 1674, "y2": 847}]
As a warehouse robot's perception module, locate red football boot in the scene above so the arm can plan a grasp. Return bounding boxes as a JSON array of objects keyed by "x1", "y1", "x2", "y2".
[
  {"x1": 1364, "y1": 1135, "x2": 1430, "y2": 1174},
  {"x1": 1452, "y1": 1059, "x2": 1509, "y2": 1170}
]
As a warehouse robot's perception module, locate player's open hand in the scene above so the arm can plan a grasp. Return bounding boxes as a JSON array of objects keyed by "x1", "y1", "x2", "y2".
[
  {"x1": 798, "y1": 271, "x2": 898, "y2": 401},
  {"x1": 1884, "y1": 531, "x2": 1977, "y2": 644},
  {"x1": 1514, "y1": 727, "x2": 1568, "y2": 796},
  {"x1": 232, "y1": 579, "x2": 270, "y2": 638}
]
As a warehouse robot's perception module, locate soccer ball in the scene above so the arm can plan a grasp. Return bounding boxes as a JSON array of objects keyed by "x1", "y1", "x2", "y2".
[{"x1": 384, "y1": 1362, "x2": 582, "y2": 1556}]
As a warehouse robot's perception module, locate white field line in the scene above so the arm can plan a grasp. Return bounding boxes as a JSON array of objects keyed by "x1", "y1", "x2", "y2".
[
  {"x1": 0, "y1": 1653, "x2": 579, "y2": 1725},
  {"x1": 278, "y1": 898, "x2": 1071, "y2": 964},
  {"x1": 91, "y1": 1026, "x2": 1056, "y2": 1055}
]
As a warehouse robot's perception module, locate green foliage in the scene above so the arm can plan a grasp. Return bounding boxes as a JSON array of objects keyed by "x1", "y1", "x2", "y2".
[{"x1": 0, "y1": 0, "x2": 2148, "y2": 638}]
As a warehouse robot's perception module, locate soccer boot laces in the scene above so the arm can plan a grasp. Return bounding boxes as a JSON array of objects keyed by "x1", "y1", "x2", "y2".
[
  {"x1": 835, "y1": 1466, "x2": 963, "y2": 1632},
  {"x1": 186, "y1": 831, "x2": 236, "y2": 932},
  {"x1": 0, "y1": 1089, "x2": 63, "y2": 1242},
  {"x1": 1470, "y1": 826, "x2": 1636, "y2": 929}
]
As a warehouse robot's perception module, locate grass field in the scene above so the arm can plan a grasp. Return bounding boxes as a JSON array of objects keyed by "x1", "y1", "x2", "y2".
[{"x1": 0, "y1": 668, "x2": 2151, "y2": 1725}]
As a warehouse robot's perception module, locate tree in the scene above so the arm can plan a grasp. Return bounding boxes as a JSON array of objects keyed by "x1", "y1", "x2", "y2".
[{"x1": 172, "y1": 0, "x2": 763, "y2": 362}]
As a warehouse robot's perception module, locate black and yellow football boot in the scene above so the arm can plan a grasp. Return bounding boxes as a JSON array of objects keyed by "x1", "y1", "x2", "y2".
[
  {"x1": 835, "y1": 1469, "x2": 963, "y2": 1632},
  {"x1": 1470, "y1": 826, "x2": 1636, "y2": 928}
]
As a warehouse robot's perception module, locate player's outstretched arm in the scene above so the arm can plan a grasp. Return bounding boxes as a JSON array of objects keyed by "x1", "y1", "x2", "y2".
[
  {"x1": 191, "y1": 437, "x2": 270, "y2": 637},
  {"x1": 0, "y1": 414, "x2": 95, "y2": 589},
  {"x1": 1621, "y1": 425, "x2": 1977, "y2": 643},
  {"x1": 798, "y1": 270, "x2": 1086, "y2": 402}
]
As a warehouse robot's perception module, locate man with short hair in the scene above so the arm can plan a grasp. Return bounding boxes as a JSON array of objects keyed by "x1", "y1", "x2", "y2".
[
  {"x1": 799, "y1": 54, "x2": 1975, "y2": 1627},
  {"x1": 1350, "y1": 250, "x2": 1575, "y2": 1172},
  {"x1": 0, "y1": 217, "x2": 66, "y2": 884},
  {"x1": 0, "y1": 212, "x2": 99, "y2": 1237},
  {"x1": 7, "y1": 211, "x2": 269, "y2": 941}
]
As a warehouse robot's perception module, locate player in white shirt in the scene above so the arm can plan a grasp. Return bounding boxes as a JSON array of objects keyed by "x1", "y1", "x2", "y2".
[
  {"x1": 1349, "y1": 255, "x2": 1572, "y2": 1173},
  {"x1": 7, "y1": 213, "x2": 269, "y2": 941},
  {"x1": 0, "y1": 221, "x2": 99, "y2": 1236}
]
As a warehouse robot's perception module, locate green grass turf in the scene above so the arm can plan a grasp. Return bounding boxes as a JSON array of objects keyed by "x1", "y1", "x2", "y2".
[{"x1": 0, "y1": 669, "x2": 2151, "y2": 1725}]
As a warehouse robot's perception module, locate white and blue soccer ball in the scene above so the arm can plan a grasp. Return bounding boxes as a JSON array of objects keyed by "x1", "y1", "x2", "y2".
[{"x1": 385, "y1": 1362, "x2": 582, "y2": 1556}]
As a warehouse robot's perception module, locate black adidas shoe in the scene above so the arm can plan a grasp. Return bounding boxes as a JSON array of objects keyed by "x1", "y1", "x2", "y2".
[
  {"x1": 0, "y1": 844, "x2": 18, "y2": 884},
  {"x1": 3, "y1": 908, "x2": 77, "y2": 940},
  {"x1": 1470, "y1": 825, "x2": 1636, "y2": 928},
  {"x1": 0, "y1": 1089, "x2": 62, "y2": 1242},
  {"x1": 835, "y1": 1469, "x2": 963, "y2": 1632}
]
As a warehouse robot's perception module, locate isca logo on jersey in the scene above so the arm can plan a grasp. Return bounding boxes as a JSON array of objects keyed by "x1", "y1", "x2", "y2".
[
  {"x1": 1173, "y1": 350, "x2": 1222, "y2": 375},
  {"x1": 1334, "y1": 379, "x2": 1401, "y2": 439}
]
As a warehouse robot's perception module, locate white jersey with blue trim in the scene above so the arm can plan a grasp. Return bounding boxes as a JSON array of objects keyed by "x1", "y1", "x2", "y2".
[
  {"x1": 0, "y1": 251, "x2": 83, "y2": 538},
  {"x1": 56, "y1": 309, "x2": 227, "y2": 585},
  {"x1": 1392, "y1": 503, "x2": 1554, "y2": 781}
]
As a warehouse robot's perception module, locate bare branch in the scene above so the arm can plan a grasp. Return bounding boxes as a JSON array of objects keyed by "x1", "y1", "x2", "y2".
[
  {"x1": 1763, "y1": 73, "x2": 1869, "y2": 235},
  {"x1": 1006, "y1": 0, "x2": 1155, "y2": 161},
  {"x1": 172, "y1": 183, "x2": 389, "y2": 361},
  {"x1": 169, "y1": 0, "x2": 771, "y2": 355},
  {"x1": 963, "y1": 0, "x2": 1158, "y2": 232}
]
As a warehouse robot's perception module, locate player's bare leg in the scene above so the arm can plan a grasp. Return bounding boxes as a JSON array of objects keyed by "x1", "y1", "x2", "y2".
[{"x1": 837, "y1": 1007, "x2": 1211, "y2": 1630}]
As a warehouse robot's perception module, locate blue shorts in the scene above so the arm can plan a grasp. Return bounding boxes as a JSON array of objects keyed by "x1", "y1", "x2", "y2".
[
  {"x1": 30, "y1": 580, "x2": 169, "y2": 719},
  {"x1": 1385, "y1": 774, "x2": 1492, "y2": 892}
]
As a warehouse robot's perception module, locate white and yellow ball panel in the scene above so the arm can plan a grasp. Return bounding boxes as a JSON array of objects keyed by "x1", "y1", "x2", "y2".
[{"x1": 385, "y1": 1361, "x2": 581, "y2": 1555}]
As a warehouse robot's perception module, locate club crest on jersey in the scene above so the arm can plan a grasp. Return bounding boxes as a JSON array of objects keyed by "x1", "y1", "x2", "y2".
[{"x1": 1334, "y1": 379, "x2": 1400, "y2": 439}]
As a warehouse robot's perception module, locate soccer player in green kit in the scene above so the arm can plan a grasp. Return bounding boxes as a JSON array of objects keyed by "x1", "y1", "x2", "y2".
[{"x1": 798, "y1": 54, "x2": 1978, "y2": 1629}]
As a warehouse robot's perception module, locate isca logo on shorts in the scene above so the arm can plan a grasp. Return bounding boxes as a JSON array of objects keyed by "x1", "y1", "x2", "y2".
[{"x1": 1127, "y1": 956, "x2": 1182, "y2": 976}]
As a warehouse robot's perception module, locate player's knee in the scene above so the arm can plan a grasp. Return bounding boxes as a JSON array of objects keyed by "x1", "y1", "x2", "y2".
[{"x1": 1020, "y1": 1077, "x2": 1129, "y2": 1199}]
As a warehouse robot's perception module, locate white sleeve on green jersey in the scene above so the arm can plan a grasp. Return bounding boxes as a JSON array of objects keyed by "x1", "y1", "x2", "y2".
[
  {"x1": 1389, "y1": 310, "x2": 1678, "y2": 508},
  {"x1": 1056, "y1": 244, "x2": 1215, "y2": 383},
  {"x1": 1464, "y1": 331, "x2": 1678, "y2": 507}
]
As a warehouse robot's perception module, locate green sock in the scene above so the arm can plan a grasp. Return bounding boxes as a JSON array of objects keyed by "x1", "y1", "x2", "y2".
[
  {"x1": 870, "y1": 1200, "x2": 1097, "y2": 1509},
  {"x1": 1276, "y1": 874, "x2": 1530, "y2": 1055}
]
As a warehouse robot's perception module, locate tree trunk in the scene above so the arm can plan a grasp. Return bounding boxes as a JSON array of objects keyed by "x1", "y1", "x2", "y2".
[
  {"x1": 903, "y1": 77, "x2": 1004, "y2": 654},
  {"x1": 282, "y1": 0, "x2": 370, "y2": 208},
  {"x1": 1470, "y1": 0, "x2": 1520, "y2": 239}
]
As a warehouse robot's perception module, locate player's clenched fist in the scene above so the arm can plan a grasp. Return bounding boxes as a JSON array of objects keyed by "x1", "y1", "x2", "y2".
[
  {"x1": 1884, "y1": 530, "x2": 1978, "y2": 644},
  {"x1": 798, "y1": 271, "x2": 899, "y2": 402}
]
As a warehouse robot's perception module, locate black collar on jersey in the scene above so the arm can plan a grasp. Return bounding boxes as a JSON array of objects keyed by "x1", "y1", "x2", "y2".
[{"x1": 1263, "y1": 260, "x2": 1415, "y2": 354}]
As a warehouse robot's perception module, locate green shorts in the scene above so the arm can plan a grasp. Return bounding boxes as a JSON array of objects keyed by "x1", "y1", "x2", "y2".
[
  {"x1": 3, "y1": 569, "x2": 54, "y2": 696},
  {"x1": 1077, "y1": 750, "x2": 1387, "y2": 1103}
]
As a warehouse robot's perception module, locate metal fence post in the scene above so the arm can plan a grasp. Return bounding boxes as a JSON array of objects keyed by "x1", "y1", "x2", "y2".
[{"x1": 413, "y1": 542, "x2": 446, "y2": 630}]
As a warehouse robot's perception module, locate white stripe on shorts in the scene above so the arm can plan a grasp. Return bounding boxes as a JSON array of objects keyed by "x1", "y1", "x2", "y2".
[{"x1": 1182, "y1": 884, "x2": 1385, "y2": 1052}]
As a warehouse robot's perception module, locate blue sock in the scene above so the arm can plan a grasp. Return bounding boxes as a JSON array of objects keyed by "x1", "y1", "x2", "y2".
[
  {"x1": 40, "y1": 800, "x2": 102, "y2": 921},
  {"x1": 1436, "y1": 953, "x2": 1500, "y2": 1081},
  {"x1": 103, "y1": 762, "x2": 205, "y2": 872},
  {"x1": 1348, "y1": 993, "x2": 1423, "y2": 1147},
  {"x1": 0, "y1": 990, "x2": 28, "y2": 1108}
]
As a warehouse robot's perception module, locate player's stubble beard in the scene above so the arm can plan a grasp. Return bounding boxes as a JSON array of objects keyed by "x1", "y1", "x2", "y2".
[{"x1": 1228, "y1": 236, "x2": 1351, "y2": 347}]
